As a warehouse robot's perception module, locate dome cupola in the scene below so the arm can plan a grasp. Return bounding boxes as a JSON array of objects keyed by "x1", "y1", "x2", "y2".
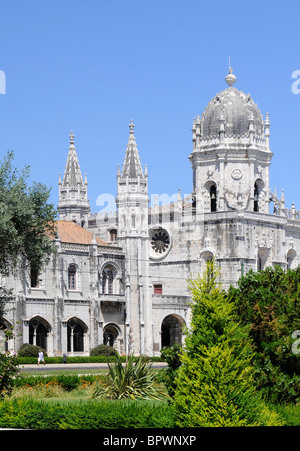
[{"x1": 198, "y1": 67, "x2": 264, "y2": 139}]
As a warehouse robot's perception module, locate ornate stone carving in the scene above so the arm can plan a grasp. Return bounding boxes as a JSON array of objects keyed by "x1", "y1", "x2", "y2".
[
  {"x1": 224, "y1": 187, "x2": 250, "y2": 211},
  {"x1": 231, "y1": 168, "x2": 242, "y2": 180}
]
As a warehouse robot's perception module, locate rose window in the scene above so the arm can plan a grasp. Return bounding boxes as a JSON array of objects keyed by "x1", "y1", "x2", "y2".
[{"x1": 149, "y1": 228, "x2": 171, "y2": 259}]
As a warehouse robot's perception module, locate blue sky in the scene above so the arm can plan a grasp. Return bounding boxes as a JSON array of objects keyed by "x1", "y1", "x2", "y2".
[{"x1": 1, "y1": 0, "x2": 300, "y2": 213}]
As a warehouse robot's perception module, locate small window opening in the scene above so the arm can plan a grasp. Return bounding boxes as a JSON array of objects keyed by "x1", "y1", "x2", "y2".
[{"x1": 210, "y1": 185, "x2": 217, "y2": 212}]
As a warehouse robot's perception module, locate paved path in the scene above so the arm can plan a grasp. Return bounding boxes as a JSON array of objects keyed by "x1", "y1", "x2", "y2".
[{"x1": 19, "y1": 362, "x2": 167, "y2": 372}]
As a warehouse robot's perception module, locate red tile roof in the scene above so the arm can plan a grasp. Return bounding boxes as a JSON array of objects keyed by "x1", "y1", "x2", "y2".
[{"x1": 55, "y1": 220, "x2": 108, "y2": 246}]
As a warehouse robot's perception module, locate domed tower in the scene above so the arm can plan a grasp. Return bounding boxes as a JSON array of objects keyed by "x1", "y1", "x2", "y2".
[{"x1": 189, "y1": 68, "x2": 272, "y2": 215}]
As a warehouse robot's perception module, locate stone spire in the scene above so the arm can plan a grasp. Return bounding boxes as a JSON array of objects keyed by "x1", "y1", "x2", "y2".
[
  {"x1": 121, "y1": 120, "x2": 144, "y2": 179},
  {"x1": 57, "y1": 130, "x2": 90, "y2": 226},
  {"x1": 61, "y1": 130, "x2": 85, "y2": 187}
]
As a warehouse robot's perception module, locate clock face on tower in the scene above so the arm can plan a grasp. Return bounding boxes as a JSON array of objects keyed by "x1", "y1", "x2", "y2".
[{"x1": 149, "y1": 227, "x2": 171, "y2": 259}]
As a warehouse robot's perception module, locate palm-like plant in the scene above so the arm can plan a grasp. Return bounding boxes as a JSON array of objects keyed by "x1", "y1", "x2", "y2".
[{"x1": 93, "y1": 354, "x2": 168, "y2": 400}]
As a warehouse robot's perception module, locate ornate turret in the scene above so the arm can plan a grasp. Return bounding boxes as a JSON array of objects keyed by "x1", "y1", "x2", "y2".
[
  {"x1": 116, "y1": 120, "x2": 149, "y2": 236},
  {"x1": 116, "y1": 121, "x2": 152, "y2": 356},
  {"x1": 57, "y1": 130, "x2": 90, "y2": 226},
  {"x1": 120, "y1": 120, "x2": 145, "y2": 179}
]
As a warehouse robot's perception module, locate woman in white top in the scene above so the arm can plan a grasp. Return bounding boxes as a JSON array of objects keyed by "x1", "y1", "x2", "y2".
[{"x1": 38, "y1": 350, "x2": 45, "y2": 366}]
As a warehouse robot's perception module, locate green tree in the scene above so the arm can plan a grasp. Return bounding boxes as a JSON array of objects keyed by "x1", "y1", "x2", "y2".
[
  {"x1": 0, "y1": 328, "x2": 20, "y2": 398},
  {"x1": 228, "y1": 266, "x2": 300, "y2": 403},
  {"x1": 173, "y1": 260, "x2": 282, "y2": 427},
  {"x1": 0, "y1": 151, "x2": 56, "y2": 316},
  {"x1": 0, "y1": 151, "x2": 56, "y2": 398},
  {"x1": 160, "y1": 343, "x2": 182, "y2": 397}
]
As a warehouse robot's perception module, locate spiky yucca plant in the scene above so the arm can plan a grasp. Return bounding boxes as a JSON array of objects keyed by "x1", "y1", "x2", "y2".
[{"x1": 92, "y1": 354, "x2": 168, "y2": 400}]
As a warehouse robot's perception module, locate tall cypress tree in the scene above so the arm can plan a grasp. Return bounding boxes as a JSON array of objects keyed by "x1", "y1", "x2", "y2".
[{"x1": 173, "y1": 260, "x2": 282, "y2": 427}]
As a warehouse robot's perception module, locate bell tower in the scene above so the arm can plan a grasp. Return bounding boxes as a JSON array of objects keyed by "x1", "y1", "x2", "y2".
[
  {"x1": 58, "y1": 131, "x2": 90, "y2": 226},
  {"x1": 189, "y1": 68, "x2": 273, "y2": 215},
  {"x1": 116, "y1": 120, "x2": 152, "y2": 355}
]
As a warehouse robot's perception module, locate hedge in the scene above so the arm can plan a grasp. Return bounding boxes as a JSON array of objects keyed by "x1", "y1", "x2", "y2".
[
  {"x1": 12, "y1": 374, "x2": 100, "y2": 390},
  {"x1": 0, "y1": 398, "x2": 175, "y2": 429},
  {"x1": 17, "y1": 356, "x2": 164, "y2": 365}
]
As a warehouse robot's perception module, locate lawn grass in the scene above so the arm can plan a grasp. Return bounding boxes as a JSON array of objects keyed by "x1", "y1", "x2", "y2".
[{"x1": 19, "y1": 367, "x2": 108, "y2": 376}]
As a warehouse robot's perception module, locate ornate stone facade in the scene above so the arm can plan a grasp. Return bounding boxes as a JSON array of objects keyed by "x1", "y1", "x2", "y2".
[{"x1": 2, "y1": 68, "x2": 300, "y2": 356}]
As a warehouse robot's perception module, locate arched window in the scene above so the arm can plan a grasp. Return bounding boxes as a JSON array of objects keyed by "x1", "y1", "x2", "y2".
[
  {"x1": 68, "y1": 265, "x2": 76, "y2": 290},
  {"x1": 257, "y1": 249, "x2": 269, "y2": 271},
  {"x1": 101, "y1": 265, "x2": 118, "y2": 294},
  {"x1": 254, "y1": 179, "x2": 264, "y2": 213},
  {"x1": 258, "y1": 255, "x2": 262, "y2": 271},
  {"x1": 107, "y1": 269, "x2": 114, "y2": 294},
  {"x1": 200, "y1": 251, "x2": 214, "y2": 281},
  {"x1": 103, "y1": 324, "x2": 119, "y2": 348},
  {"x1": 287, "y1": 249, "x2": 297, "y2": 270},
  {"x1": 30, "y1": 265, "x2": 39, "y2": 288},
  {"x1": 110, "y1": 229, "x2": 117, "y2": 242},
  {"x1": 67, "y1": 318, "x2": 86, "y2": 353},
  {"x1": 254, "y1": 182, "x2": 259, "y2": 212},
  {"x1": 29, "y1": 317, "x2": 50, "y2": 351},
  {"x1": 161, "y1": 315, "x2": 185, "y2": 348},
  {"x1": 210, "y1": 185, "x2": 217, "y2": 212}
]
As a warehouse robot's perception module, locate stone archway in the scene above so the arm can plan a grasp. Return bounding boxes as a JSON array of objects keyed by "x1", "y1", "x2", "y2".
[
  {"x1": 287, "y1": 248, "x2": 297, "y2": 269},
  {"x1": 103, "y1": 323, "x2": 120, "y2": 348},
  {"x1": 67, "y1": 317, "x2": 88, "y2": 354},
  {"x1": 161, "y1": 314, "x2": 185, "y2": 348},
  {"x1": 29, "y1": 316, "x2": 51, "y2": 351}
]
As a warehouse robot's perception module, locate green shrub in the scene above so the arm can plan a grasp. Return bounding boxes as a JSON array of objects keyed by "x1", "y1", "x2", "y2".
[
  {"x1": 18, "y1": 344, "x2": 47, "y2": 358},
  {"x1": 90, "y1": 344, "x2": 118, "y2": 357},
  {"x1": 13, "y1": 374, "x2": 99, "y2": 390},
  {"x1": 0, "y1": 351, "x2": 19, "y2": 398},
  {"x1": 0, "y1": 398, "x2": 175, "y2": 429},
  {"x1": 93, "y1": 354, "x2": 168, "y2": 400},
  {"x1": 160, "y1": 343, "x2": 182, "y2": 397},
  {"x1": 273, "y1": 403, "x2": 300, "y2": 426},
  {"x1": 228, "y1": 266, "x2": 300, "y2": 403},
  {"x1": 174, "y1": 260, "x2": 283, "y2": 427}
]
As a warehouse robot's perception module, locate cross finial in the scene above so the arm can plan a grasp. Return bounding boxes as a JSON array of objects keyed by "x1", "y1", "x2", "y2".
[
  {"x1": 225, "y1": 65, "x2": 236, "y2": 87},
  {"x1": 129, "y1": 119, "x2": 135, "y2": 134},
  {"x1": 69, "y1": 130, "x2": 75, "y2": 145}
]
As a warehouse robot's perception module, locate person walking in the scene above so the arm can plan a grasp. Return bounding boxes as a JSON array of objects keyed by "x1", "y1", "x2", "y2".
[{"x1": 38, "y1": 349, "x2": 46, "y2": 366}]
